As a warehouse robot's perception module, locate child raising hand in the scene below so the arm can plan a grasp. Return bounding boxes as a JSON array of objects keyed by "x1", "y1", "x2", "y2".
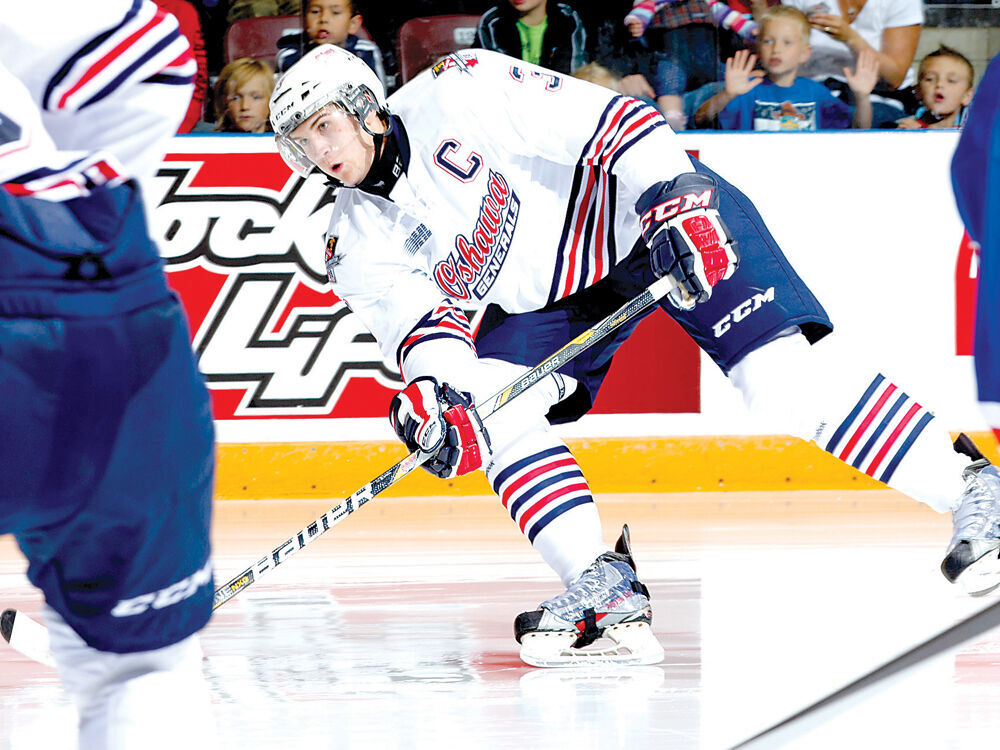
[{"x1": 695, "y1": 6, "x2": 878, "y2": 130}]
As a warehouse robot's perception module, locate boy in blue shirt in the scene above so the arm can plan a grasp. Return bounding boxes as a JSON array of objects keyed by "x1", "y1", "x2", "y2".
[{"x1": 694, "y1": 6, "x2": 878, "y2": 130}]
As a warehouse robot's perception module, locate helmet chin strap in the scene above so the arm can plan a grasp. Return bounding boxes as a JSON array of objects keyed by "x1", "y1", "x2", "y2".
[{"x1": 364, "y1": 111, "x2": 393, "y2": 162}]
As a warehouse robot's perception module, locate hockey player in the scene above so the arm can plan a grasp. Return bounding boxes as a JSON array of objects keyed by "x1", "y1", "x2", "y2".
[
  {"x1": 269, "y1": 45, "x2": 1000, "y2": 665},
  {"x1": 0, "y1": 3, "x2": 216, "y2": 746},
  {"x1": 952, "y1": 57, "x2": 1000, "y2": 451}
]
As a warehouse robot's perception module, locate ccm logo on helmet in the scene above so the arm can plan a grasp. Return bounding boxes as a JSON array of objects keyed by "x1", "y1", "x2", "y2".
[{"x1": 639, "y1": 189, "x2": 714, "y2": 234}]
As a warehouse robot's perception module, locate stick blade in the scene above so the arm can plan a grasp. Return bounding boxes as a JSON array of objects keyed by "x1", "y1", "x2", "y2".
[
  {"x1": 1, "y1": 609, "x2": 56, "y2": 668},
  {"x1": 1, "y1": 609, "x2": 14, "y2": 642}
]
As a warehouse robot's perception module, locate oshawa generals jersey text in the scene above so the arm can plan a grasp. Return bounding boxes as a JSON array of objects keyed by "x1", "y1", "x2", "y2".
[{"x1": 325, "y1": 50, "x2": 694, "y2": 370}]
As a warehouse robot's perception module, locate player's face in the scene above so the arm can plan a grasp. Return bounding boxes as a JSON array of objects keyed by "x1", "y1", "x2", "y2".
[
  {"x1": 306, "y1": 0, "x2": 361, "y2": 46},
  {"x1": 226, "y1": 76, "x2": 271, "y2": 133},
  {"x1": 289, "y1": 105, "x2": 377, "y2": 186},
  {"x1": 757, "y1": 19, "x2": 811, "y2": 79},
  {"x1": 918, "y1": 57, "x2": 974, "y2": 116}
]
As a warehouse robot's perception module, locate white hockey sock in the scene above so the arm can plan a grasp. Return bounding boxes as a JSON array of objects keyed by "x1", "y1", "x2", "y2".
[
  {"x1": 729, "y1": 332, "x2": 969, "y2": 513},
  {"x1": 487, "y1": 432, "x2": 607, "y2": 585},
  {"x1": 532, "y1": 503, "x2": 608, "y2": 586},
  {"x1": 44, "y1": 607, "x2": 216, "y2": 750}
]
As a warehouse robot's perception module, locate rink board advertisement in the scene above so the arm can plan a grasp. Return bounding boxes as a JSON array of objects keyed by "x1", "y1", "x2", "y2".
[{"x1": 153, "y1": 132, "x2": 985, "y2": 445}]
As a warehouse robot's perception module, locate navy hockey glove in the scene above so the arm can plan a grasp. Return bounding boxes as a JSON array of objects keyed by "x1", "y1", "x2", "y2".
[
  {"x1": 389, "y1": 376, "x2": 491, "y2": 479},
  {"x1": 636, "y1": 173, "x2": 739, "y2": 310}
]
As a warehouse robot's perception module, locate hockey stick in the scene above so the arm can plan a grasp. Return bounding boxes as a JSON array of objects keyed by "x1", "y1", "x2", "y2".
[
  {"x1": 1, "y1": 273, "x2": 677, "y2": 667},
  {"x1": 730, "y1": 597, "x2": 1000, "y2": 748}
]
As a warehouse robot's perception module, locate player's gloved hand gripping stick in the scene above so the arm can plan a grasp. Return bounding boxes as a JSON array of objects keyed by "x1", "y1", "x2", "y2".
[{"x1": 389, "y1": 378, "x2": 490, "y2": 479}]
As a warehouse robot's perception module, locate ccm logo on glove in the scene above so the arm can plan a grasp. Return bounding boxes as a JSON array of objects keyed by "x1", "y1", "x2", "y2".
[
  {"x1": 638, "y1": 188, "x2": 714, "y2": 234},
  {"x1": 635, "y1": 173, "x2": 739, "y2": 310}
]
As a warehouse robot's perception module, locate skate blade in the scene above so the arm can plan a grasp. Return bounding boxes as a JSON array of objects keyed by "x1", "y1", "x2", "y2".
[
  {"x1": 519, "y1": 621, "x2": 664, "y2": 668},
  {"x1": 955, "y1": 548, "x2": 1000, "y2": 597}
]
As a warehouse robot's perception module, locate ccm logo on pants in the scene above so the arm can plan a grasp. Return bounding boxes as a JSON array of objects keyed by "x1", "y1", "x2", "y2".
[
  {"x1": 713, "y1": 287, "x2": 775, "y2": 338},
  {"x1": 111, "y1": 560, "x2": 213, "y2": 617}
]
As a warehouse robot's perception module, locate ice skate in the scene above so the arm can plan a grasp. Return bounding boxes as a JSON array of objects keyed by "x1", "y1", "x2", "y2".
[
  {"x1": 514, "y1": 525, "x2": 664, "y2": 667},
  {"x1": 941, "y1": 459, "x2": 1000, "y2": 596}
]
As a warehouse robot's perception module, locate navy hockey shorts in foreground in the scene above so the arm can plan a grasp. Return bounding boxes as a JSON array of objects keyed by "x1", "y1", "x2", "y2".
[
  {"x1": 475, "y1": 158, "x2": 833, "y2": 423},
  {"x1": 0, "y1": 297, "x2": 215, "y2": 653},
  {"x1": 0, "y1": 179, "x2": 216, "y2": 654}
]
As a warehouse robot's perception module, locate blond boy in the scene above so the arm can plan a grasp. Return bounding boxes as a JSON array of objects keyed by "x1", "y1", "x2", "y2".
[{"x1": 695, "y1": 6, "x2": 879, "y2": 130}]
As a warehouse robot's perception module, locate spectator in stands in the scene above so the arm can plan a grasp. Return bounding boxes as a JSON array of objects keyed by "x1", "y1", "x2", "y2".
[
  {"x1": 214, "y1": 57, "x2": 275, "y2": 133},
  {"x1": 577, "y1": 2, "x2": 658, "y2": 100},
  {"x1": 573, "y1": 61, "x2": 624, "y2": 91},
  {"x1": 889, "y1": 45, "x2": 975, "y2": 129},
  {"x1": 623, "y1": 0, "x2": 737, "y2": 130},
  {"x1": 474, "y1": 0, "x2": 587, "y2": 75},
  {"x1": 694, "y1": 6, "x2": 878, "y2": 129},
  {"x1": 157, "y1": 0, "x2": 209, "y2": 131},
  {"x1": 780, "y1": 0, "x2": 921, "y2": 127},
  {"x1": 227, "y1": 0, "x2": 301, "y2": 24},
  {"x1": 275, "y1": 0, "x2": 388, "y2": 90}
]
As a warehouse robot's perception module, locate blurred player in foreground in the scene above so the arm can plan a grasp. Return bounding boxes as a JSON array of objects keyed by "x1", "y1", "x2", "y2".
[
  {"x1": 0, "y1": 2, "x2": 216, "y2": 745},
  {"x1": 952, "y1": 56, "x2": 1000, "y2": 446},
  {"x1": 269, "y1": 45, "x2": 1000, "y2": 666}
]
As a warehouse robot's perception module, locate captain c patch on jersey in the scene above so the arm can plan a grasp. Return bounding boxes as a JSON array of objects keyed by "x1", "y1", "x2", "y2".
[{"x1": 433, "y1": 169, "x2": 520, "y2": 301}]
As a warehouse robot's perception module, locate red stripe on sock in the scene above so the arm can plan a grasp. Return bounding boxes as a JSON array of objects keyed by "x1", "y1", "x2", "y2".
[
  {"x1": 864, "y1": 403, "x2": 921, "y2": 477},
  {"x1": 838, "y1": 384, "x2": 896, "y2": 461},
  {"x1": 500, "y1": 457, "x2": 577, "y2": 508},
  {"x1": 518, "y1": 482, "x2": 591, "y2": 532}
]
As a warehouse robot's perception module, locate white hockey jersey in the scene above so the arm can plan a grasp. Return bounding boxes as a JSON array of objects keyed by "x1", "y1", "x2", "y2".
[
  {"x1": 324, "y1": 50, "x2": 694, "y2": 374},
  {"x1": 0, "y1": 0, "x2": 195, "y2": 184}
]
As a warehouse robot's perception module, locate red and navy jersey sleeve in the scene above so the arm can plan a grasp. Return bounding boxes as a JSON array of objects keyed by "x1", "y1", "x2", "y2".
[
  {"x1": 1, "y1": 1, "x2": 196, "y2": 181},
  {"x1": 42, "y1": 0, "x2": 195, "y2": 115},
  {"x1": 396, "y1": 301, "x2": 477, "y2": 372},
  {"x1": 1, "y1": 61, "x2": 126, "y2": 201}
]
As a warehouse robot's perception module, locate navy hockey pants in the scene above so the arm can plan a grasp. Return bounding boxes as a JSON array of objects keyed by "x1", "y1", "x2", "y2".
[
  {"x1": 475, "y1": 158, "x2": 833, "y2": 423},
  {"x1": 0, "y1": 296, "x2": 215, "y2": 653}
]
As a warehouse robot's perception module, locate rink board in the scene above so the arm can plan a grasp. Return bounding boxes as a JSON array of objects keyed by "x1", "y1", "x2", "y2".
[{"x1": 152, "y1": 131, "x2": 990, "y2": 496}]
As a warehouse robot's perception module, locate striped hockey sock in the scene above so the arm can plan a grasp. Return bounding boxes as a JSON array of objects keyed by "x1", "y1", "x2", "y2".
[
  {"x1": 489, "y1": 442, "x2": 606, "y2": 584},
  {"x1": 823, "y1": 373, "x2": 968, "y2": 512},
  {"x1": 728, "y1": 334, "x2": 969, "y2": 513},
  {"x1": 825, "y1": 373, "x2": 934, "y2": 485}
]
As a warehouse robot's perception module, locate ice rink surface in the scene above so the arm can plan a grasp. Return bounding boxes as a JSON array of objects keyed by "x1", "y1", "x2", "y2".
[{"x1": 2, "y1": 490, "x2": 999, "y2": 749}]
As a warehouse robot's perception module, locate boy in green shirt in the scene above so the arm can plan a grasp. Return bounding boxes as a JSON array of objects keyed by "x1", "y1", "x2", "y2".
[{"x1": 475, "y1": 0, "x2": 587, "y2": 74}]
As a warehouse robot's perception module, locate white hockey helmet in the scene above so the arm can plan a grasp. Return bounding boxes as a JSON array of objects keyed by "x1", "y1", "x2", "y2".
[{"x1": 269, "y1": 44, "x2": 389, "y2": 177}]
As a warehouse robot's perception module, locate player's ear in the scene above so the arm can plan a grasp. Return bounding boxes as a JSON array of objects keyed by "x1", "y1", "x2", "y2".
[
  {"x1": 801, "y1": 44, "x2": 812, "y2": 63},
  {"x1": 363, "y1": 106, "x2": 385, "y2": 132},
  {"x1": 961, "y1": 85, "x2": 974, "y2": 107},
  {"x1": 349, "y1": 13, "x2": 362, "y2": 35}
]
